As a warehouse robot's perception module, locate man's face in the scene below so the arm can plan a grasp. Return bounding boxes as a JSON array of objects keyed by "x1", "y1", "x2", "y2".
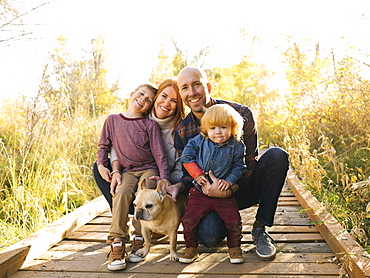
[{"x1": 177, "y1": 68, "x2": 211, "y2": 117}]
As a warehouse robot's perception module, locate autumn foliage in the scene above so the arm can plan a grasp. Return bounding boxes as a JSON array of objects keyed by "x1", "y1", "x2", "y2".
[{"x1": 0, "y1": 37, "x2": 369, "y2": 254}]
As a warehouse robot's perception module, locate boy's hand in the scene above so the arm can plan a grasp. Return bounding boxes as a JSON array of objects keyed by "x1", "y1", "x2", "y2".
[{"x1": 109, "y1": 172, "x2": 122, "y2": 195}]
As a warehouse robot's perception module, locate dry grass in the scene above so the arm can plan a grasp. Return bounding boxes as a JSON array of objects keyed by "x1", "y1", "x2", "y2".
[
  {"x1": 0, "y1": 93, "x2": 109, "y2": 250},
  {"x1": 257, "y1": 50, "x2": 370, "y2": 253}
]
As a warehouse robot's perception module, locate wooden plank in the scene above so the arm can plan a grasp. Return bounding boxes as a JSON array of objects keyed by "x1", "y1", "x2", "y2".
[
  {"x1": 287, "y1": 169, "x2": 370, "y2": 278},
  {"x1": 37, "y1": 249, "x2": 336, "y2": 262},
  {"x1": 10, "y1": 270, "x2": 341, "y2": 278},
  {"x1": 278, "y1": 196, "x2": 298, "y2": 201},
  {"x1": 47, "y1": 240, "x2": 335, "y2": 254},
  {"x1": 21, "y1": 255, "x2": 342, "y2": 276},
  {"x1": 1, "y1": 196, "x2": 109, "y2": 267},
  {"x1": 75, "y1": 224, "x2": 318, "y2": 234},
  {"x1": 95, "y1": 205, "x2": 305, "y2": 219},
  {"x1": 0, "y1": 245, "x2": 30, "y2": 278},
  {"x1": 88, "y1": 214, "x2": 312, "y2": 226},
  {"x1": 66, "y1": 231, "x2": 324, "y2": 243}
]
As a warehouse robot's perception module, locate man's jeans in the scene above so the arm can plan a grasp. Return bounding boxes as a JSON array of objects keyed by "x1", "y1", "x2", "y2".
[{"x1": 197, "y1": 147, "x2": 289, "y2": 247}]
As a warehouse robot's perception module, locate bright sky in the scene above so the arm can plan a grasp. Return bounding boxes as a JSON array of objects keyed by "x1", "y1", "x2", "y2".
[{"x1": 1, "y1": 0, "x2": 369, "y2": 100}]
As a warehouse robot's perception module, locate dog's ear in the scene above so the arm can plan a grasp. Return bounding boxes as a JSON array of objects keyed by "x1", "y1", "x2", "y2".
[
  {"x1": 156, "y1": 180, "x2": 167, "y2": 201},
  {"x1": 138, "y1": 178, "x2": 147, "y2": 191}
]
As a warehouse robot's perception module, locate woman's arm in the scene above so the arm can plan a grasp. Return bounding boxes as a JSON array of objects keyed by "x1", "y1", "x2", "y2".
[{"x1": 109, "y1": 160, "x2": 122, "y2": 196}]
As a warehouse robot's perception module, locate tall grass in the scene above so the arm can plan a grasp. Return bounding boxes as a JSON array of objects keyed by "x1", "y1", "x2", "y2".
[
  {"x1": 0, "y1": 92, "x2": 111, "y2": 250},
  {"x1": 257, "y1": 47, "x2": 370, "y2": 253},
  {"x1": 0, "y1": 36, "x2": 125, "y2": 250}
]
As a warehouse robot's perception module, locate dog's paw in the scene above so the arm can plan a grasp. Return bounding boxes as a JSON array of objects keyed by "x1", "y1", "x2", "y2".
[
  {"x1": 169, "y1": 253, "x2": 179, "y2": 262},
  {"x1": 135, "y1": 248, "x2": 148, "y2": 257}
]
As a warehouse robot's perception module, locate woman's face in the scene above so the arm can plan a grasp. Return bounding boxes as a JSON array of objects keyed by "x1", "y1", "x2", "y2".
[{"x1": 154, "y1": 86, "x2": 178, "y2": 119}]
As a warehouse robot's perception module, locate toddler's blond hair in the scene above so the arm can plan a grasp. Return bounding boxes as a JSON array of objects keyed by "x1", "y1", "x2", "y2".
[{"x1": 200, "y1": 104, "x2": 244, "y2": 141}]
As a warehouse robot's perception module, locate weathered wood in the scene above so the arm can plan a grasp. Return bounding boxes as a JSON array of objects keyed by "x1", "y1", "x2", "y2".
[
  {"x1": 21, "y1": 255, "x2": 342, "y2": 276},
  {"x1": 76, "y1": 223, "x2": 318, "y2": 234},
  {"x1": 287, "y1": 169, "x2": 370, "y2": 278},
  {"x1": 10, "y1": 271, "x2": 341, "y2": 278},
  {"x1": 45, "y1": 240, "x2": 335, "y2": 254},
  {"x1": 37, "y1": 249, "x2": 336, "y2": 262},
  {"x1": 0, "y1": 245, "x2": 30, "y2": 278},
  {"x1": 66, "y1": 231, "x2": 324, "y2": 243},
  {"x1": 88, "y1": 213, "x2": 312, "y2": 226},
  {"x1": 8, "y1": 166, "x2": 361, "y2": 277},
  {"x1": 1, "y1": 196, "x2": 109, "y2": 267}
]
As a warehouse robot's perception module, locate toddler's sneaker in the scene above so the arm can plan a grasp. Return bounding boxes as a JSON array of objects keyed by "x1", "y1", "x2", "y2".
[
  {"x1": 179, "y1": 247, "x2": 198, "y2": 263},
  {"x1": 228, "y1": 246, "x2": 244, "y2": 264}
]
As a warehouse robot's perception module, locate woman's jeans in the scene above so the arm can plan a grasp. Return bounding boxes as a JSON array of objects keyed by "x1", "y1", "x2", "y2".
[
  {"x1": 93, "y1": 162, "x2": 135, "y2": 214},
  {"x1": 197, "y1": 147, "x2": 289, "y2": 247}
]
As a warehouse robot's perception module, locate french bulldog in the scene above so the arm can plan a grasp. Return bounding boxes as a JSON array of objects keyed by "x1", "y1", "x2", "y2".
[{"x1": 133, "y1": 179, "x2": 181, "y2": 261}]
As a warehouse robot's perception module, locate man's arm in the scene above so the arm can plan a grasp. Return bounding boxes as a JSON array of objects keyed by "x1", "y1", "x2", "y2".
[
  {"x1": 202, "y1": 170, "x2": 239, "y2": 198},
  {"x1": 240, "y1": 107, "x2": 258, "y2": 178}
]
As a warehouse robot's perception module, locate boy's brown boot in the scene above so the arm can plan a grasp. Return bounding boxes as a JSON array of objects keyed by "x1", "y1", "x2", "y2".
[
  {"x1": 128, "y1": 235, "x2": 145, "y2": 262},
  {"x1": 108, "y1": 240, "x2": 127, "y2": 271}
]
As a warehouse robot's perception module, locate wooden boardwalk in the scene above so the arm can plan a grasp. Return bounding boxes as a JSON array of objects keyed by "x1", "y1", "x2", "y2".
[{"x1": 2, "y1": 170, "x2": 370, "y2": 277}]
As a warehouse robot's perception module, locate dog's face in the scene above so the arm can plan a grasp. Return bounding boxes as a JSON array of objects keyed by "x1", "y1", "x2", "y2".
[{"x1": 133, "y1": 179, "x2": 168, "y2": 222}]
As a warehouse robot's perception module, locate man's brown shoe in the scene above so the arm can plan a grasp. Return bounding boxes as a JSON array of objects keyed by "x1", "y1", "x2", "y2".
[{"x1": 179, "y1": 247, "x2": 198, "y2": 264}]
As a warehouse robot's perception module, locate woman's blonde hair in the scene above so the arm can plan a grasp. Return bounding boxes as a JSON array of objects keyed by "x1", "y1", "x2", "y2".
[{"x1": 200, "y1": 104, "x2": 244, "y2": 141}]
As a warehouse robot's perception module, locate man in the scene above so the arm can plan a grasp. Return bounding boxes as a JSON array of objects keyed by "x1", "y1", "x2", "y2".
[{"x1": 174, "y1": 66, "x2": 289, "y2": 261}]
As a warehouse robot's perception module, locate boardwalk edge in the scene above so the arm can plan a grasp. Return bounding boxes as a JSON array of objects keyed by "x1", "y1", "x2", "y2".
[
  {"x1": 287, "y1": 169, "x2": 370, "y2": 278},
  {"x1": 0, "y1": 195, "x2": 109, "y2": 269}
]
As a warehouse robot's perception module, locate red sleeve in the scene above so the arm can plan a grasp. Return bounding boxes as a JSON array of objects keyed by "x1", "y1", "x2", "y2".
[{"x1": 183, "y1": 162, "x2": 205, "y2": 179}]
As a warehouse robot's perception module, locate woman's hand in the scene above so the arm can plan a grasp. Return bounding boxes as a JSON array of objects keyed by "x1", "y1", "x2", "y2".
[
  {"x1": 149, "y1": 175, "x2": 161, "y2": 182},
  {"x1": 98, "y1": 164, "x2": 111, "y2": 182},
  {"x1": 167, "y1": 182, "x2": 184, "y2": 202}
]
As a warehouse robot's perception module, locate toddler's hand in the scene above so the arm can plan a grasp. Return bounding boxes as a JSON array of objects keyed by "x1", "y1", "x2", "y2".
[{"x1": 196, "y1": 175, "x2": 208, "y2": 186}]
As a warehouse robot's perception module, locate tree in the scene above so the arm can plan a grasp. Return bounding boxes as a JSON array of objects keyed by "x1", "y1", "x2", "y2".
[
  {"x1": 150, "y1": 38, "x2": 209, "y2": 84},
  {"x1": 209, "y1": 57, "x2": 276, "y2": 116},
  {"x1": 0, "y1": 0, "x2": 52, "y2": 44},
  {"x1": 41, "y1": 35, "x2": 120, "y2": 119}
]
